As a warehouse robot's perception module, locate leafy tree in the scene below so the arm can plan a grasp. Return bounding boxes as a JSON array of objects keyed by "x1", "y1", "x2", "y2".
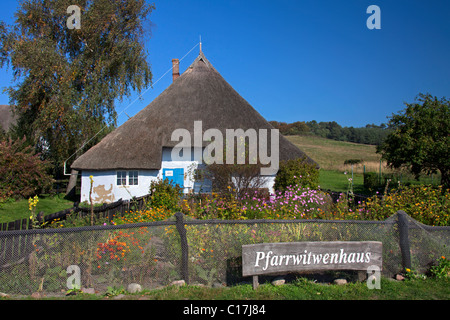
[
  {"x1": 0, "y1": 137, "x2": 53, "y2": 200},
  {"x1": 0, "y1": 0, "x2": 153, "y2": 193},
  {"x1": 207, "y1": 161, "x2": 266, "y2": 197},
  {"x1": 203, "y1": 137, "x2": 268, "y2": 197},
  {"x1": 300, "y1": 120, "x2": 391, "y2": 145},
  {"x1": 377, "y1": 93, "x2": 450, "y2": 188},
  {"x1": 269, "y1": 121, "x2": 309, "y2": 136}
]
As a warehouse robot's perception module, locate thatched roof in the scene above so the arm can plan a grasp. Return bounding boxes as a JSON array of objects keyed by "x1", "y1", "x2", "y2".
[
  {"x1": 0, "y1": 105, "x2": 17, "y2": 133},
  {"x1": 72, "y1": 53, "x2": 316, "y2": 171}
]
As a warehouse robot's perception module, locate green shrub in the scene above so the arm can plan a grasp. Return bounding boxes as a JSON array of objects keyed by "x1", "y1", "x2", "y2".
[
  {"x1": 363, "y1": 172, "x2": 381, "y2": 190},
  {"x1": 364, "y1": 172, "x2": 401, "y2": 191},
  {"x1": 274, "y1": 157, "x2": 319, "y2": 192},
  {"x1": 148, "y1": 178, "x2": 182, "y2": 212},
  {"x1": 430, "y1": 256, "x2": 449, "y2": 279},
  {"x1": 360, "y1": 185, "x2": 449, "y2": 226},
  {"x1": 0, "y1": 137, "x2": 53, "y2": 200}
]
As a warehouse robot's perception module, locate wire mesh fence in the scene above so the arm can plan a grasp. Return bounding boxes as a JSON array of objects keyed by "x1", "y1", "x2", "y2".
[
  {"x1": 0, "y1": 211, "x2": 449, "y2": 295},
  {"x1": 0, "y1": 220, "x2": 183, "y2": 295}
]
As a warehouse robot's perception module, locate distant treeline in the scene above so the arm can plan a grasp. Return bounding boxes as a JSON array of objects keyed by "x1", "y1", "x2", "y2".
[{"x1": 269, "y1": 120, "x2": 392, "y2": 146}]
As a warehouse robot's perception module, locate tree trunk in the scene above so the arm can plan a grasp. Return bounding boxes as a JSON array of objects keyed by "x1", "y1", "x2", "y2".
[{"x1": 65, "y1": 169, "x2": 79, "y2": 199}]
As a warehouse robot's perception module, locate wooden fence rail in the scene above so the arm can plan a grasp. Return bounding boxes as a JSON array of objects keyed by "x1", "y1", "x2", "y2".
[{"x1": 0, "y1": 194, "x2": 151, "y2": 232}]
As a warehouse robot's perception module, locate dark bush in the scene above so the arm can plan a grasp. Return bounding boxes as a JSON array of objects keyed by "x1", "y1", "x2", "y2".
[
  {"x1": 0, "y1": 137, "x2": 53, "y2": 200},
  {"x1": 364, "y1": 172, "x2": 401, "y2": 191},
  {"x1": 363, "y1": 172, "x2": 381, "y2": 190}
]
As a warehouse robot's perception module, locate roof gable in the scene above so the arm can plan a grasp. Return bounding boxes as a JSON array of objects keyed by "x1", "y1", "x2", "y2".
[{"x1": 72, "y1": 53, "x2": 316, "y2": 171}]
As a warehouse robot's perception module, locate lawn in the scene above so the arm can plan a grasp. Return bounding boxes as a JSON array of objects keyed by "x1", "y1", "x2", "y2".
[
  {"x1": 289, "y1": 135, "x2": 440, "y2": 194},
  {"x1": 2, "y1": 277, "x2": 448, "y2": 300},
  {"x1": 319, "y1": 169, "x2": 365, "y2": 194},
  {"x1": 0, "y1": 193, "x2": 74, "y2": 224},
  {"x1": 135, "y1": 278, "x2": 450, "y2": 300}
]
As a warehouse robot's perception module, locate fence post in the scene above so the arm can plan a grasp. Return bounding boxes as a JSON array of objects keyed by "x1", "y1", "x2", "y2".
[
  {"x1": 175, "y1": 212, "x2": 189, "y2": 284},
  {"x1": 397, "y1": 210, "x2": 412, "y2": 271}
]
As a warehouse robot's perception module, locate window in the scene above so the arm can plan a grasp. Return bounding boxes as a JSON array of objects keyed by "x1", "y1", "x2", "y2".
[
  {"x1": 129, "y1": 171, "x2": 139, "y2": 185},
  {"x1": 117, "y1": 171, "x2": 127, "y2": 186},
  {"x1": 117, "y1": 171, "x2": 139, "y2": 186}
]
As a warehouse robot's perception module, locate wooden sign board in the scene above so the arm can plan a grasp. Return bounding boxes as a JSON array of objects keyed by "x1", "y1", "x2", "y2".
[{"x1": 242, "y1": 241, "x2": 383, "y2": 278}]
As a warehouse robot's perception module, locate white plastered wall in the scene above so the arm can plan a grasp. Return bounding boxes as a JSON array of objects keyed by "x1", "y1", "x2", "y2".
[
  {"x1": 80, "y1": 170, "x2": 159, "y2": 204},
  {"x1": 80, "y1": 147, "x2": 275, "y2": 204}
]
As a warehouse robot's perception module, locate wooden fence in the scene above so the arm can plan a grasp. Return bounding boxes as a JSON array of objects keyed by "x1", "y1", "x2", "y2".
[
  {"x1": 0, "y1": 190, "x2": 371, "y2": 232},
  {"x1": 0, "y1": 194, "x2": 151, "y2": 232}
]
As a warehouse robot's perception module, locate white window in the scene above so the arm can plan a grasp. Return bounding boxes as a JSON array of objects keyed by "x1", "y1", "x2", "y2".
[
  {"x1": 117, "y1": 171, "x2": 139, "y2": 186},
  {"x1": 117, "y1": 171, "x2": 127, "y2": 186},
  {"x1": 129, "y1": 171, "x2": 139, "y2": 185}
]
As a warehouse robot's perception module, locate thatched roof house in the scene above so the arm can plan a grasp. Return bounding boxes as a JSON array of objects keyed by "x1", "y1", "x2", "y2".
[{"x1": 72, "y1": 52, "x2": 316, "y2": 203}]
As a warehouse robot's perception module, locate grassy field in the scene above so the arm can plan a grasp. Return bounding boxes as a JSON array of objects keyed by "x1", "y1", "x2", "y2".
[
  {"x1": 319, "y1": 170, "x2": 365, "y2": 193},
  {"x1": 286, "y1": 135, "x2": 386, "y2": 173},
  {"x1": 286, "y1": 135, "x2": 383, "y2": 194},
  {"x1": 0, "y1": 194, "x2": 73, "y2": 224},
  {"x1": 3, "y1": 277, "x2": 448, "y2": 300},
  {"x1": 287, "y1": 135, "x2": 440, "y2": 193},
  {"x1": 125, "y1": 278, "x2": 450, "y2": 300}
]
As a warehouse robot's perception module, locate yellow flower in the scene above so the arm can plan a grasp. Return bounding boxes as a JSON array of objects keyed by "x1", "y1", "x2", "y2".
[{"x1": 405, "y1": 268, "x2": 411, "y2": 273}]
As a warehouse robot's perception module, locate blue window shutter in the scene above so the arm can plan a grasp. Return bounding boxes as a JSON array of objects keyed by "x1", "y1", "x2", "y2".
[{"x1": 163, "y1": 168, "x2": 184, "y2": 188}]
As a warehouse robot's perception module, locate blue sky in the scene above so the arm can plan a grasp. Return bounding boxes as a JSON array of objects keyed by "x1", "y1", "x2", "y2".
[{"x1": 0, "y1": 0, "x2": 449, "y2": 128}]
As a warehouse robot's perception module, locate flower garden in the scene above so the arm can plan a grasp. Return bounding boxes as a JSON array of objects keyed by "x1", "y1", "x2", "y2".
[
  {"x1": 1, "y1": 172, "x2": 448, "y2": 296},
  {"x1": 105, "y1": 183, "x2": 449, "y2": 227},
  {"x1": 0, "y1": 183, "x2": 448, "y2": 297},
  {"x1": 75, "y1": 180, "x2": 445, "y2": 289}
]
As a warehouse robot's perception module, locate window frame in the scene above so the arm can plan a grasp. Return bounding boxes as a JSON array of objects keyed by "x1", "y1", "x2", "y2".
[
  {"x1": 116, "y1": 170, "x2": 139, "y2": 186},
  {"x1": 117, "y1": 171, "x2": 127, "y2": 186},
  {"x1": 128, "y1": 170, "x2": 139, "y2": 186}
]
